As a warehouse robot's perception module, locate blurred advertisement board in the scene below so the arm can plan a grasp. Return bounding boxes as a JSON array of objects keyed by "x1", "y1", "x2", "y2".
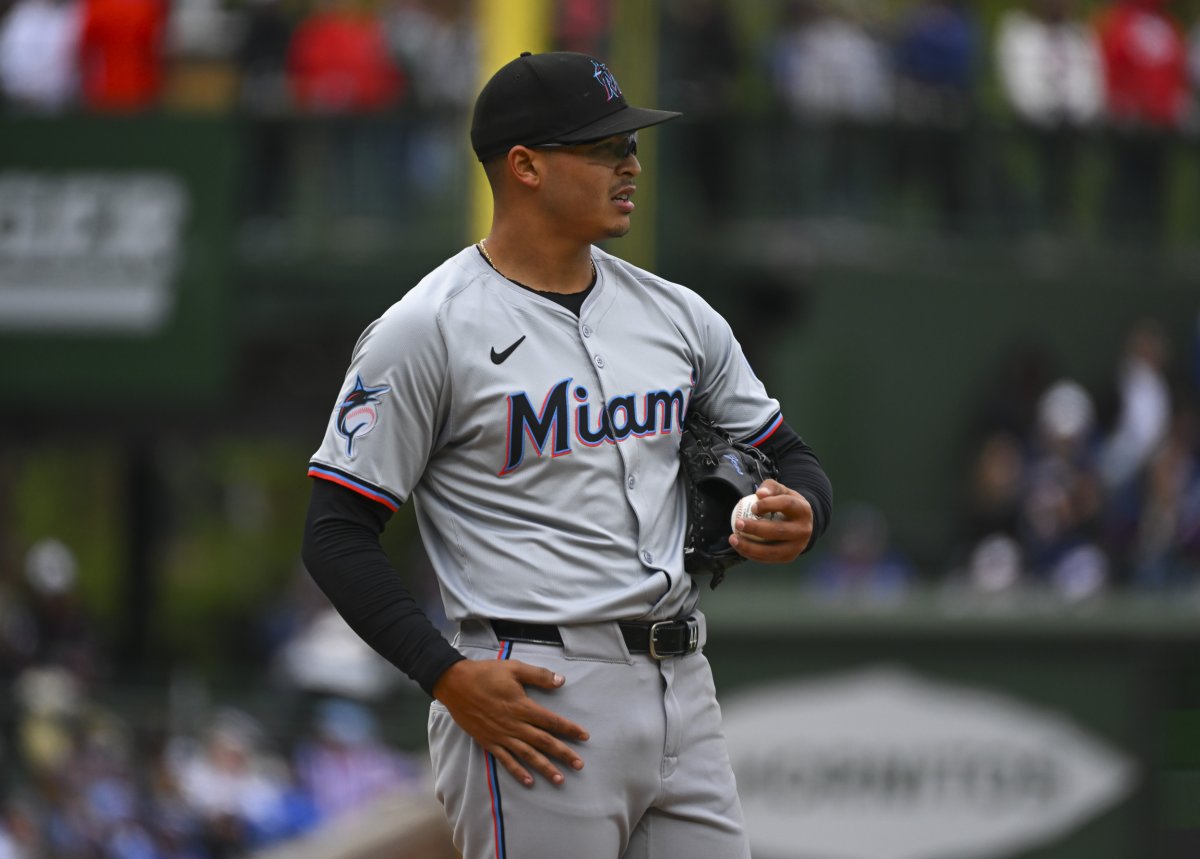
[
  {"x1": 0, "y1": 116, "x2": 236, "y2": 408},
  {"x1": 0, "y1": 171, "x2": 188, "y2": 332},
  {"x1": 724, "y1": 667, "x2": 1136, "y2": 859}
]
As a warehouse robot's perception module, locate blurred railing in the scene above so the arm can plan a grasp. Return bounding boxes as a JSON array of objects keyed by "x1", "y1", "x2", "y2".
[
  {"x1": 231, "y1": 108, "x2": 474, "y2": 328},
  {"x1": 222, "y1": 111, "x2": 1200, "y2": 307},
  {"x1": 655, "y1": 114, "x2": 1200, "y2": 263}
]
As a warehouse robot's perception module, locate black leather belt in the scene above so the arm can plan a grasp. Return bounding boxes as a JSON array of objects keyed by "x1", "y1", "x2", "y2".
[{"x1": 490, "y1": 618, "x2": 699, "y2": 659}]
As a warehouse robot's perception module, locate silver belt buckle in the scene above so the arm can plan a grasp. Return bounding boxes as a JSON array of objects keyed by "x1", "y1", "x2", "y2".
[
  {"x1": 648, "y1": 619, "x2": 699, "y2": 659},
  {"x1": 648, "y1": 620, "x2": 671, "y2": 660}
]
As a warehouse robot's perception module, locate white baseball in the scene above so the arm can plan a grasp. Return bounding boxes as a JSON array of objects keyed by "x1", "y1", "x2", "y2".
[{"x1": 731, "y1": 493, "x2": 782, "y2": 542}]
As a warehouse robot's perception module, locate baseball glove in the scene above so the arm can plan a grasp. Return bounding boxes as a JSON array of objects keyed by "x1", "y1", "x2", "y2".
[{"x1": 679, "y1": 409, "x2": 778, "y2": 588}]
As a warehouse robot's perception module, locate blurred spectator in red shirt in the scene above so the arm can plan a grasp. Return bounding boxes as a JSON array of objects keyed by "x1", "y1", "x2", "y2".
[
  {"x1": 1094, "y1": 0, "x2": 1188, "y2": 240},
  {"x1": 287, "y1": 0, "x2": 404, "y2": 113},
  {"x1": 1096, "y1": 0, "x2": 1188, "y2": 128},
  {"x1": 553, "y1": 0, "x2": 612, "y2": 57},
  {"x1": 78, "y1": 0, "x2": 166, "y2": 111}
]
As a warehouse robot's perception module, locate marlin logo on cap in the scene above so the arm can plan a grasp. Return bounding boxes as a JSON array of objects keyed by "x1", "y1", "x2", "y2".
[{"x1": 592, "y1": 61, "x2": 622, "y2": 101}]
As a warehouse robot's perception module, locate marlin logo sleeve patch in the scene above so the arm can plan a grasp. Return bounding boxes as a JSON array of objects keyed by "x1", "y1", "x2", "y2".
[{"x1": 335, "y1": 374, "x2": 391, "y2": 458}]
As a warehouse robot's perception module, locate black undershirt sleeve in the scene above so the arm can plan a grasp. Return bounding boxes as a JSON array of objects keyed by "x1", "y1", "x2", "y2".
[
  {"x1": 754, "y1": 420, "x2": 833, "y2": 551},
  {"x1": 300, "y1": 478, "x2": 464, "y2": 697}
]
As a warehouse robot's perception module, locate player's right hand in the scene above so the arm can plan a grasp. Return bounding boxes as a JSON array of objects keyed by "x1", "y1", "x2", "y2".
[{"x1": 432, "y1": 658, "x2": 589, "y2": 788}]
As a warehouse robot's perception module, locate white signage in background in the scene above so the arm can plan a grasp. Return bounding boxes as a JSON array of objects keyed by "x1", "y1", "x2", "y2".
[
  {"x1": 723, "y1": 667, "x2": 1136, "y2": 859},
  {"x1": 0, "y1": 171, "x2": 190, "y2": 332}
]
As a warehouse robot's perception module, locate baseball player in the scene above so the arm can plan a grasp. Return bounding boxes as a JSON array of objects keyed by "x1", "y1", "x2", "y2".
[{"x1": 302, "y1": 51, "x2": 832, "y2": 859}]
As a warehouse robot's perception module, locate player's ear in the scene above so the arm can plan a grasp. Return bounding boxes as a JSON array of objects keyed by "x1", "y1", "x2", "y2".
[{"x1": 507, "y1": 146, "x2": 542, "y2": 189}]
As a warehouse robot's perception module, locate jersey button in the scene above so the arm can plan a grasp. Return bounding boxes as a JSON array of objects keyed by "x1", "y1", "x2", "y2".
[
  {"x1": 641, "y1": 550, "x2": 653, "y2": 564},
  {"x1": 582, "y1": 325, "x2": 593, "y2": 337},
  {"x1": 627, "y1": 475, "x2": 636, "y2": 490},
  {"x1": 594, "y1": 355, "x2": 605, "y2": 368}
]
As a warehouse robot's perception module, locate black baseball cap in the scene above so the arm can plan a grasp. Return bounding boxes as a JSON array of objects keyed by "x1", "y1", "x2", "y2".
[{"x1": 471, "y1": 51, "x2": 682, "y2": 162}]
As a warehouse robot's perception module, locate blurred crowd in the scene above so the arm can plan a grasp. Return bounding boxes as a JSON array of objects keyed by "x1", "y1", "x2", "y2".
[
  {"x1": 761, "y1": 0, "x2": 1199, "y2": 134},
  {"x1": 658, "y1": 0, "x2": 1200, "y2": 233},
  {"x1": 951, "y1": 313, "x2": 1200, "y2": 602},
  {"x1": 2, "y1": 0, "x2": 1197, "y2": 126},
  {"x1": 0, "y1": 0, "x2": 614, "y2": 116},
  {"x1": 4, "y1": 0, "x2": 1200, "y2": 235},
  {"x1": 0, "y1": 0, "x2": 478, "y2": 116},
  {"x1": 0, "y1": 540, "x2": 429, "y2": 859},
  {"x1": 805, "y1": 312, "x2": 1200, "y2": 605}
]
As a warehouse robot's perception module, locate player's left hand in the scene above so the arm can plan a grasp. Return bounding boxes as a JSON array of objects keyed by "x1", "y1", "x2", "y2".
[{"x1": 728, "y1": 479, "x2": 813, "y2": 563}]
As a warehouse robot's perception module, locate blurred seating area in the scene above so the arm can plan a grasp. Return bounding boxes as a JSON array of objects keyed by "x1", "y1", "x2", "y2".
[
  {"x1": 795, "y1": 315, "x2": 1200, "y2": 606},
  {"x1": 0, "y1": 0, "x2": 476, "y2": 116},
  {"x1": 0, "y1": 537, "x2": 439, "y2": 859},
  {"x1": 949, "y1": 316, "x2": 1200, "y2": 601},
  {"x1": 4, "y1": 2, "x2": 1200, "y2": 856},
  {"x1": 660, "y1": 0, "x2": 1200, "y2": 243},
  {"x1": 3, "y1": 1, "x2": 1200, "y2": 244}
]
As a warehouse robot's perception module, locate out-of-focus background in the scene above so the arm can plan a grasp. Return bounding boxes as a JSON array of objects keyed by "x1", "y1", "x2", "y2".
[{"x1": 1, "y1": 0, "x2": 1199, "y2": 857}]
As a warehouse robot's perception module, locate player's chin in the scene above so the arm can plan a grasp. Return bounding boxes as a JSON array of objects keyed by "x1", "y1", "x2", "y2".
[{"x1": 605, "y1": 218, "x2": 633, "y2": 239}]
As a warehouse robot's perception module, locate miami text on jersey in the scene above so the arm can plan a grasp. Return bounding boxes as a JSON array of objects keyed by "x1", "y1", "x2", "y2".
[{"x1": 501, "y1": 378, "x2": 686, "y2": 475}]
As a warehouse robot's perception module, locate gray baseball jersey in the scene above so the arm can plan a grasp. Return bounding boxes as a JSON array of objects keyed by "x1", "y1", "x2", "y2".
[{"x1": 308, "y1": 244, "x2": 781, "y2": 625}]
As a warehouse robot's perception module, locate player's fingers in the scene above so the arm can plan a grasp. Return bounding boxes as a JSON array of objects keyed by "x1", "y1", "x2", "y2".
[
  {"x1": 519, "y1": 713, "x2": 587, "y2": 769},
  {"x1": 733, "y1": 533, "x2": 796, "y2": 559},
  {"x1": 488, "y1": 744, "x2": 535, "y2": 788},
  {"x1": 752, "y1": 489, "x2": 812, "y2": 520},
  {"x1": 520, "y1": 726, "x2": 587, "y2": 777},
  {"x1": 731, "y1": 512, "x2": 793, "y2": 546},
  {"x1": 731, "y1": 499, "x2": 812, "y2": 554},
  {"x1": 729, "y1": 533, "x2": 773, "y2": 561},
  {"x1": 750, "y1": 494, "x2": 814, "y2": 547},
  {"x1": 523, "y1": 699, "x2": 590, "y2": 743},
  {"x1": 730, "y1": 530, "x2": 805, "y2": 563},
  {"x1": 735, "y1": 510, "x2": 809, "y2": 543},
  {"x1": 508, "y1": 662, "x2": 591, "y2": 741},
  {"x1": 756, "y1": 478, "x2": 786, "y2": 497},
  {"x1": 511, "y1": 661, "x2": 566, "y2": 690},
  {"x1": 505, "y1": 736, "x2": 569, "y2": 786}
]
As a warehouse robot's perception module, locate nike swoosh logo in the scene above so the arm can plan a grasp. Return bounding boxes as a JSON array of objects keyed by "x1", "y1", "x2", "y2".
[{"x1": 490, "y1": 335, "x2": 526, "y2": 365}]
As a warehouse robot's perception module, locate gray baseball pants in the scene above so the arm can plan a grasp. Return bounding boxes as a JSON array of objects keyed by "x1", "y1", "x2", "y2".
[{"x1": 427, "y1": 614, "x2": 750, "y2": 859}]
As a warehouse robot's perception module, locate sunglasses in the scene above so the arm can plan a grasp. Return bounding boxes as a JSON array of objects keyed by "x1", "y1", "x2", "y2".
[{"x1": 531, "y1": 132, "x2": 639, "y2": 164}]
